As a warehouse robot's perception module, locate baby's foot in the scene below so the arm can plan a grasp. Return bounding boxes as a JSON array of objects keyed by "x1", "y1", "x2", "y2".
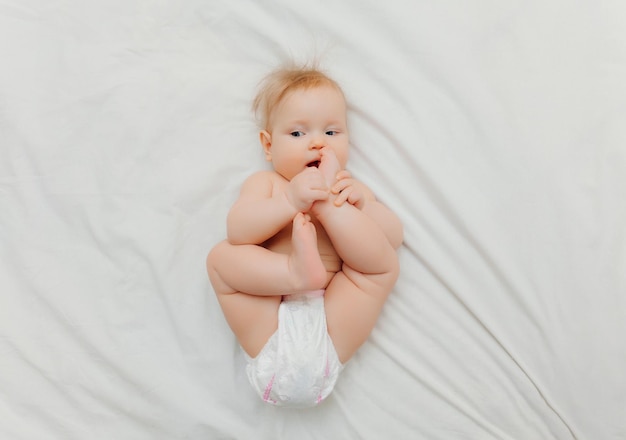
[
  {"x1": 289, "y1": 213, "x2": 327, "y2": 291},
  {"x1": 318, "y1": 147, "x2": 341, "y2": 188},
  {"x1": 310, "y1": 147, "x2": 343, "y2": 218}
]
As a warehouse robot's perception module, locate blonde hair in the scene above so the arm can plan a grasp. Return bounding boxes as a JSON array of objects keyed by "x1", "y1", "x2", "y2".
[{"x1": 252, "y1": 63, "x2": 344, "y2": 130}]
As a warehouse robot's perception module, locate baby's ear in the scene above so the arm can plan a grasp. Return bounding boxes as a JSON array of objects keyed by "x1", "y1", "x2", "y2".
[{"x1": 259, "y1": 130, "x2": 272, "y2": 161}]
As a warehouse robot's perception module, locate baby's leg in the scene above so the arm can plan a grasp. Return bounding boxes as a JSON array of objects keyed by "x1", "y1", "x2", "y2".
[
  {"x1": 313, "y1": 149, "x2": 399, "y2": 362},
  {"x1": 324, "y1": 264, "x2": 398, "y2": 363},
  {"x1": 313, "y1": 148, "x2": 398, "y2": 274},
  {"x1": 207, "y1": 213, "x2": 327, "y2": 357}
]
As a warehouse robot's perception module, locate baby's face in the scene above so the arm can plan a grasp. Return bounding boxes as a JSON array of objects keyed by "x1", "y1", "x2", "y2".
[{"x1": 261, "y1": 85, "x2": 349, "y2": 181}]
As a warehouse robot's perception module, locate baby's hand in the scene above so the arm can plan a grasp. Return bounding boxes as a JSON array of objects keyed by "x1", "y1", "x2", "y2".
[
  {"x1": 286, "y1": 167, "x2": 329, "y2": 212},
  {"x1": 331, "y1": 170, "x2": 365, "y2": 209}
]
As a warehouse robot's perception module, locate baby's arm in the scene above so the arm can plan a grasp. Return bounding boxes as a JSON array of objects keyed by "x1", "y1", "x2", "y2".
[
  {"x1": 331, "y1": 172, "x2": 403, "y2": 249},
  {"x1": 227, "y1": 171, "x2": 295, "y2": 245},
  {"x1": 227, "y1": 169, "x2": 330, "y2": 245}
]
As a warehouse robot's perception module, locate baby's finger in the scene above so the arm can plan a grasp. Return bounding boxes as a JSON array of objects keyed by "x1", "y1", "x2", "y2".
[
  {"x1": 347, "y1": 189, "x2": 361, "y2": 204},
  {"x1": 348, "y1": 190, "x2": 365, "y2": 209},
  {"x1": 331, "y1": 178, "x2": 353, "y2": 194},
  {"x1": 334, "y1": 187, "x2": 353, "y2": 206},
  {"x1": 335, "y1": 169, "x2": 351, "y2": 181}
]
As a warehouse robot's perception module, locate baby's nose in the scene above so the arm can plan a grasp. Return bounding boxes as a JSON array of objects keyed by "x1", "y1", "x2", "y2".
[{"x1": 309, "y1": 136, "x2": 325, "y2": 149}]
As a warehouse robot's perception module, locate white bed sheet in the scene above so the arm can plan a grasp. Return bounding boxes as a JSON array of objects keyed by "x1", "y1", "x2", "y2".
[{"x1": 1, "y1": 1, "x2": 625, "y2": 439}]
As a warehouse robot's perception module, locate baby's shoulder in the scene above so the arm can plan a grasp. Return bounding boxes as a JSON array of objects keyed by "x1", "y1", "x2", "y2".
[
  {"x1": 239, "y1": 170, "x2": 283, "y2": 194},
  {"x1": 243, "y1": 170, "x2": 281, "y2": 185}
]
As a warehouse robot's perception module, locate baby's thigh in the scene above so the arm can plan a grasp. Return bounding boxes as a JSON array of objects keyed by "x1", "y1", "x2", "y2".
[
  {"x1": 217, "y1": 292, "x2": 281, "y2": 358},
  {"x1": 324, "y1": 267, "x2": 392, "y2": 364}
]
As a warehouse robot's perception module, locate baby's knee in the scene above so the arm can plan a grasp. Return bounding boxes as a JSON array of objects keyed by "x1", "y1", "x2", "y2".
[
  {"x1": 206, "y1": 241, "x2": 229, "y2": 287},
  {"x1": 371, "y1": 251, "x2": 400, "y2": 286},
  {"x1": 342, "y1": 258, "x2": 399, "y2": 294},
  {"x1": 207, "y1": 239, "x2": 231, "y2": 263},
  {"x1": 387, "y1": 253, "x2": 400, "y2": 283}
]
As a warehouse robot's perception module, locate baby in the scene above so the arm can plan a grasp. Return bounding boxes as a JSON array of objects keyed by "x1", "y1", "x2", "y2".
[{"x1": 206, "y1": 65, "x2": 402, "y2": 407}]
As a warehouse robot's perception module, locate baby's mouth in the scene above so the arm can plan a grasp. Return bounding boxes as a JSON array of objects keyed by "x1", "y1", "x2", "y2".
[{"x1": 307, "y1": 160, "x2": 321, "y2": 168}]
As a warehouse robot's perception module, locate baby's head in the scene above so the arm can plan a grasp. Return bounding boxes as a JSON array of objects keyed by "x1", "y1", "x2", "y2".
[
  {"x1": 253, "y1": 64, "x2": 350, "y2": 180},
  {"x1": 253, "y1": 64, "x2": 345, "y2": 131}
]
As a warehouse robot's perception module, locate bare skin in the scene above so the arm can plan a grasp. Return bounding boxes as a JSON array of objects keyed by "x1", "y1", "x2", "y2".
[
  {"x1": 206, "y1": 85, "x2": 402, "y2": 364},
  {"x1": 207, "y1": 150, "x2": 401, "y2": 363}
]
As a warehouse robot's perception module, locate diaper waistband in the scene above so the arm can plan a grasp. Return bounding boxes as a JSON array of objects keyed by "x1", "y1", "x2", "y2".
[{"x1": 282, "y1": 289, "x2": 325, "y2": 302}]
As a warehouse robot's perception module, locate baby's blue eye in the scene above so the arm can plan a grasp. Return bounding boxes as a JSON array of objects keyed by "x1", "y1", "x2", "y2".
[
  {"x1": 291, "y1": 131, "x2": 304, "y2": 137},
  {"x1": 326, "y1": 131, "x2": 337, "y2": 136}
]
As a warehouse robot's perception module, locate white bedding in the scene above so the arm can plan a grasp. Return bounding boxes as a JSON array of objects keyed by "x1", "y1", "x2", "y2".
[{"x1": 1, "y1": 1, "x2": 625, "y2": 439}]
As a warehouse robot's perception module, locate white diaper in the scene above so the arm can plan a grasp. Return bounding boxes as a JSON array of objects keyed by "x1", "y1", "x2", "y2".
[{"x1": 244, "y1": 290, "x2": 344, "y2": 407}]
